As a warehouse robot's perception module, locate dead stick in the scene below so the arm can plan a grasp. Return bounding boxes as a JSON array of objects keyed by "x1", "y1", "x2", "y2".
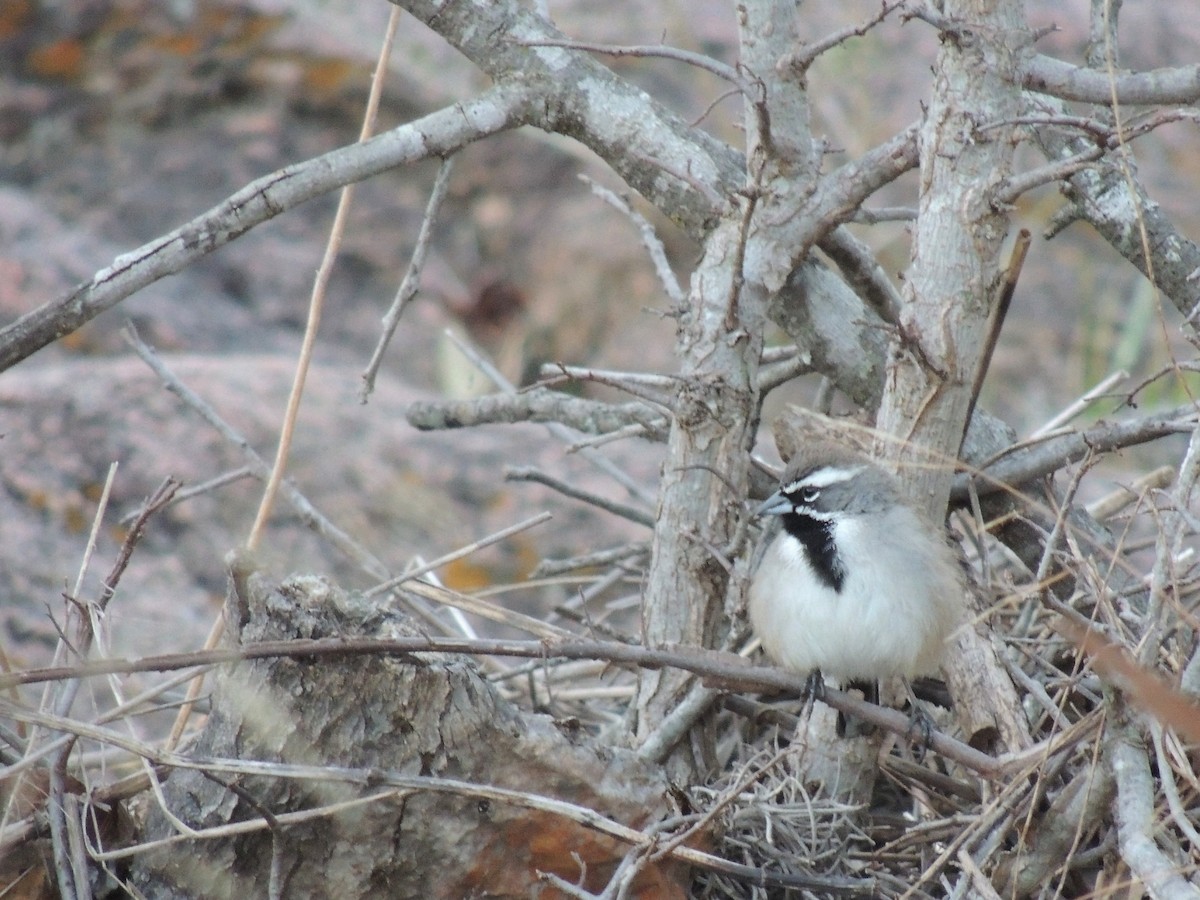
[{"x1": 964, "y1": 229, "x2": 1031, "y2": 448}]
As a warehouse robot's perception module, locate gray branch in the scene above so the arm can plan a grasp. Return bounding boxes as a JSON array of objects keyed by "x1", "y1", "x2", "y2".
[
  {"x1": 1023, "y1": 54, "x2": 1200, "y2": 105},
  {"x1": 952, "y1": 405, "x2": 1199, "y2": 501},
  {"x1": 1111, "y1": 713, "x2": 1200, "y2": 899},
  {"x1": 391, "y1": 0, "x2": 921, "y2": 403},
  {"x1": 0, "y1": 84, "x2": 535, "y2": 373},
  {"x1": 1032, "y1": 103, "x2": 1200, "y2": 322},
  {"x1": 405, "y1": 389, "x2": 669, "y2": 438},
  {"x1": 389, "y1": 0, "x2": 742, "y2": 239},
  {"x1": 505, "y1": 467, "x2": 654, "y2": 528}
]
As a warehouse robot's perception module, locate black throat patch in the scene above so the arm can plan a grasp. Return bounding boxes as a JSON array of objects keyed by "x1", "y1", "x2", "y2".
[{"x1": 780, "y1": 511, "x2": 845, "y2": 593}]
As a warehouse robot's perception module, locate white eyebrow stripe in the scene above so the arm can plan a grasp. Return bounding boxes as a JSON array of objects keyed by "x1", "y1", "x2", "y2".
[{"x1": 784, "y1": 465, "x2": 864, "y2": 491}]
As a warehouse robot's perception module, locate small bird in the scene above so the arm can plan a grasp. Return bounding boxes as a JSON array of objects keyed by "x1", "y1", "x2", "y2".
[{"x1": 748, "y1": 442, "x2": 963, "y2": 687}]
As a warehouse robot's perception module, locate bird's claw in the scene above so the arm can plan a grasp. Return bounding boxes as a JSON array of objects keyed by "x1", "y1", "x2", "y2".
[
  {"x1": 906, "y1": 704, "x2": 936, "y2": 761},
  {"x1": 803, "y1": 670, "x2": 826, "y2": 703}
]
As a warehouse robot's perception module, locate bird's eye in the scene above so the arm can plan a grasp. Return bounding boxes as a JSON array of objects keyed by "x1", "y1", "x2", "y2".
[{"x1": 800, "y1": 487, "x2": 820, "y2": 504}]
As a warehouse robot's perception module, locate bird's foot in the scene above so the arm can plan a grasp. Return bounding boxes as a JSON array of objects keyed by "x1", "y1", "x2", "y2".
[
  {"x1": 905, "y1": 703, "x2": 936, "y2": 762},
  {"x1": 802, "y1": 669, "x2": 826, "y2": 702}
]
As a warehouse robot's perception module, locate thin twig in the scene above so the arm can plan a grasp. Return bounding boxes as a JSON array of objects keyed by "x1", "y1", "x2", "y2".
[
  {"x1": 536, "y1": 362, "x2": 678, "y2": 390},
  {"x1": 69, "y1": 462, "x2": 118, "y2": 610},
  {"x1": 248, "y1": 6, "x2": 402, "y2": 549},
  {"x1": 564, "y1": 423, "x2": 652, "y2": 452},
  {"x1": 364, "y1": 512, "x2": 552, "y2": 598},
  {"x1": 966, "y1": 228, "x2": 1030, "y2": 436},
  {"x1": 579, "y1": 176, "x2": 685, "y2": 303},
  {"x1": 533, "y1": 363, "x2": 676, "y2": 410},
  {"x1": 45, "y1": 464, "x2": 161, "y2": 899},
  {"x1": 0, "y1": 665, "x2": 217, "y2": 790},
  {"x1": 789, "y1": 0, "x2": 904, "y2": 69},
  {"x1": 1085, "y1": 465, "x2": 1174, "y2": 522},
  {"x1": 505, "y1": 467, "x2": 655, "y2": 528},
  {"x1": 1031, "y1": 370, "x2": 1128, "y2": 438},
  {"x1": 996, "y1": 148, "x2": 1108, "y2": 205},
  {"x1": 65, "y1": 478, "x2": 180, "y2": 776},
  {"x1": 88, "y1": 789, "x2": 408, "y2": 862},
  {"x1": 119, "y1": 466, "x2": 255, "y2": 525},
  {"x1": 510, "y1": 37, "x2": 748, "y2": 93},
  {"x1": 124, "y1": 327, "x2": 389, "y2": 580},
  {"x1": 98, "y1": 478, "x2": 180, "y2": 614},
  {"x1": 443, "y1": 330, "x2": 659, "y2": 506},
  {"x1": 87, "y1": 731, "x2": 874, "y2": 894},
  {"x1": 532, "y1": 543, "x2": 648, "y2": 579},
  {"x1": 402, "y1": 579, "x2": 572, "y2": 642},
  {"x1": 360, "y1": 155, "x2": 457, "y2": 400}
]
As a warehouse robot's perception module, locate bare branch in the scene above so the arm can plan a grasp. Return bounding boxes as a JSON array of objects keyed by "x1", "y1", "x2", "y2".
[
  {"x1": 390, "y1": 0, "x2": 742, "y2": 236},
  {"x1": 809, "y1": 123, "x2": 920, "y2": 236},
  {"x1": 252, "y1": 4, "x2": 404, "y2": 549},
  {"x1": 405, "y1": 388, "x2": 668, "y2": 438},
  {"x1": 532, "y1": 543, "x2": 648, "y2": 578},
  {"x1": 364, "y1": 512, "x2": 553, "y2": 599},
  {"x1": 1111, "y1": 713, "x2": 1200, "y2": 899},
  {"x1": 995, "y1": 146, "x2": 1108, "y2": 205},
  {"x1": 952, "y1": 404, "x2": 1199, "y2": 501},
  {"x1": 536, "y1": 363, "x2": 677, "y2": 391},
  {"x1": 533, "y1": 363, "x2": 677, "y2": 410},
  {"x1": 1023, "y1": 54, "x2": 1200, "y2": 105},
  {"x1": 995, "y1": 108, "x2": 1200, "y2": 205},
  {"x1": 579, "y1": 176, "x2": 685, "y2": 303},
  {"x1": 1033, "y1": 107, "x2": 1200, "y2": 328},
  {"x1": 360, "y1": 156, "x2": 457, "y2": 400},
  {"x1": 509, "y1": 37, "x2": 747, "y2": 94},
  {"x1": 788, "y1": 0, "x2": 904, "y2": 70},
  {"x1": 967, "y1": 230, "x2": 1031, "y2": 430},
  {"x1": 0, "y1": 638, "x2": 1002, "y2": 777},
  {"x1": 505, "y1": 467, "x2": 654, "y2": 528},
  {"x1": 1031, "y1": 370, "x2": 1128, "y2": 438},
  {"x1": 120, "y1": 466, "x2": 257, "y2": 525},
  {"x1": 817, "y1": 226, "x2": 902, "y2": 324},
  {"x1": 125, "y1": 326, "x2": 392, "y2": 582},
  {"x1": 757, "y1": 123, "x2": 920, "y2": 293},
  {"x1": 0, "y1": 85, "x2": 534, "y2": 373},
  {"x1": 98, "y1": 479, "x2": 180, "y2": 613},
  {"x1": 8, "y1": 693, "x2": 872, "y2": 894}
]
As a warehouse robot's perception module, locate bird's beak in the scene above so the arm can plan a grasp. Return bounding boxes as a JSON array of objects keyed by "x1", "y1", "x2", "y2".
[{"x1": 755, "y1": 492, "x2": 792, "y2": 517}]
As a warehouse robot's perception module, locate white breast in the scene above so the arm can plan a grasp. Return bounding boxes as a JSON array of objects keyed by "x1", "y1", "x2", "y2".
[{"x1": 748, "y1": 507, "x2": 961, "y2": 681}]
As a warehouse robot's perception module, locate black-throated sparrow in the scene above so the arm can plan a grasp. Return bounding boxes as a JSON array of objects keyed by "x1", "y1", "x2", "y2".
[{"x1": 749, "y1": 442, "x2": 963, "y2": 686}]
